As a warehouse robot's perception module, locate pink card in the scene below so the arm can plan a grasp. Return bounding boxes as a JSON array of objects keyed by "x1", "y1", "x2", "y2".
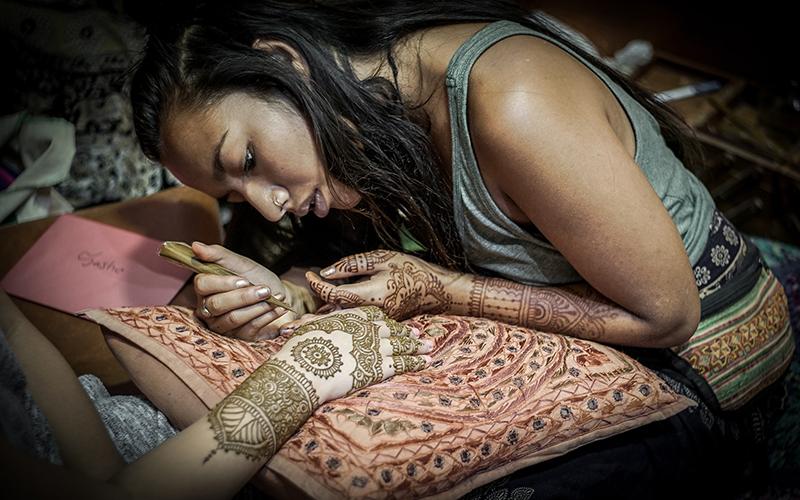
[{"x1": 1, "y1": 214, "x2": 193, "y2": 314}]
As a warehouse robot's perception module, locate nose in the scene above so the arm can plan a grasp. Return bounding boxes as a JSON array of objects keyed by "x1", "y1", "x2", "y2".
[{"x1": 245, "y1": 184, "x2": 290, "y2": 222}]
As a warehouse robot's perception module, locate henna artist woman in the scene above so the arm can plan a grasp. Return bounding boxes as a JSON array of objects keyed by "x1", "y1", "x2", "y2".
[
  {"x1": 125, "y1": 4, "x2": 796, "y2": 495},
  {"x1": 130, "y1": 0, "x2": 793, "y2": 415},
  {"x1": 0, "y1": 289, "x2": 432, "y2": 498}
]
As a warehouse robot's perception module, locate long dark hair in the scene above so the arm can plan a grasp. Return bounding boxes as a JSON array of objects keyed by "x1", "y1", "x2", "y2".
[{"x1": 130, "y1": 0, "x2": 702, "y2": 271}]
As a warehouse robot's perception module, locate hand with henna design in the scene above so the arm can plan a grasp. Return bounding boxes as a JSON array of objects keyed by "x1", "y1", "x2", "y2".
[
  {"x1": 280, "y1": 250, "x2": 464, "y2": 332},
  {"x1": 0, "y1": 291, "x2": 432, "y2": 499},
  {"x1": 208, "y1": 305, "x2": 433, "y2": 460}
]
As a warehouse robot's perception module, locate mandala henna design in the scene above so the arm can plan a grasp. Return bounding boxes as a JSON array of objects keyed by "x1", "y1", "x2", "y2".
[
  {"x1": 392, "y1": 355, "x2": 427, "y2": 374},
  {"x1": 206, "y1": 359, "x2": 318, "y2": 461},
  {"x1": 389, "y1": 336, "x2": 423, "y2": 356},
  {"x1": 335, "y1": 250, "x2": 396, "y2": 274},
  {"x1": 291, "y1": 337, "x2": 344, "y2": 379},
  {"x1": 383, "y1": 262, "x2": 452, "y2": 319}
]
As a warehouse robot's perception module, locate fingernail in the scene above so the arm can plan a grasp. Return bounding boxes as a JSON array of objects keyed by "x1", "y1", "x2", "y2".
[
  {"x1": 235, "y1": 279, "x2": 249, "y2": 288},
  {"x1": 193, "y1": 241, "x2": 207, "y2": 248},
  {"x1": 256, "y1": 287, "x2": 271, "y2": 298},
  {"x1": 411, "y1": 327, "x2": 421, "y2": 337},
  {"x1": 424, "y1": 340, "x2": 435, "y2": 350},
  {"x1": 321, "y1": 267, "x2": 334, "y2": 277},
  {"x1": 279, "y1": 326, "x2": 295, "y2": 335}
]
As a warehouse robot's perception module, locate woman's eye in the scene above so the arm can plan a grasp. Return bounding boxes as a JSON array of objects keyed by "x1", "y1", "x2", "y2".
[{"x1": 243, "y1": 143, "x2": 256, "y2": 173}]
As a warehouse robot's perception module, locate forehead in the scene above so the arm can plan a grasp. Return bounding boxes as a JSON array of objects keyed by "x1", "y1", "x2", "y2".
[{"x1": 162, "y1": 94, "x2": 270, "y2": 192}]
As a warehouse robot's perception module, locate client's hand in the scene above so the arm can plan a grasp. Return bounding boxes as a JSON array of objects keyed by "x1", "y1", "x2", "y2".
[
  {"x1": 299, "y1": 250, "x2": 462, "y2": 322},
  {"x1": 207, "y1": 305, "x2": 432, "y2": 463},
  {"x1": 267, "y1": 305, "x2": 433, "y2": 404},
  {"x1": 191, "y1": 242, "x2": 295, "y2": 340}
]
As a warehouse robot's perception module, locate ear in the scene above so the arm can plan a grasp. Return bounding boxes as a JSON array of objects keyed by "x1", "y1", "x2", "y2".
[{"x1": 252, "y1": 39, "x2": 310, "y2": 78}]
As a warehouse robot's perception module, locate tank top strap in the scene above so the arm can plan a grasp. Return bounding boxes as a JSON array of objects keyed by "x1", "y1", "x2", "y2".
[{"x1": 445, "y1": 20, "x2": 536, "y2": 93}]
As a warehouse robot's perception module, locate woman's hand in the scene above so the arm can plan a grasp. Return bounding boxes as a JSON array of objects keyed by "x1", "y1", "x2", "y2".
[
  {"x1": 289, "y1": 250, "x2": 463, "y2": 329},
  {"x1": 191, "y1": 242, "x2": 296, "y2": 340},
  {"x1": 266, "y1": 305, "x2": 433, "y2": 404}
]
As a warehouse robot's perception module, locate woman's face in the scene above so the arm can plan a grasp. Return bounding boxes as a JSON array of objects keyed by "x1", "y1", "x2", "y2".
[{"x1": 160, "y1": 92, "x2": 361, "y2": 222}]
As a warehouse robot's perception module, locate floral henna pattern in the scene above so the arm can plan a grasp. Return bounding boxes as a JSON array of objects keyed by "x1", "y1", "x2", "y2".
[
  {"x1": 288, "y1": 309, "x2": 392, "y2": 393},
  {"x1": 467, "y1": 277, "x2": 619, "y2": 340},
  {"x1": 335, "y1": 250, "x2": 396, "y2": 274},
  {"x1": 291, "y1": 337, "x2": 344, "y2": 379},
  {"x1": 391, "y1": 355, "x2": 427, "y2": 373},
  {"x1": 389, "y1": 336, "x2": 424, "y2": 355},
  {"x1": 359, "y1": 305, "x2": 386, "y2": 322},
  {"x1": 207, "y1": 359, "x2": 318, "y2": 461},
  {"x1": 348, "y1": 317, "x2": 384, "y2": 391},
  {"x1": 383, "y1": 262, "x2": 452, "y2": 319},
  {"x1": 309, "y1": 278, "x2": 363, "y2": 306},
  {"x1": 292, "y1": 312, "x2": 368, "y2": 338}
]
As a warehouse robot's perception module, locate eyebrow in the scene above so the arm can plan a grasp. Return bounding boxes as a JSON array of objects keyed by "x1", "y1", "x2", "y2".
[{"x1": 212, "y1": 129, "x2": 229, "y2": 182}]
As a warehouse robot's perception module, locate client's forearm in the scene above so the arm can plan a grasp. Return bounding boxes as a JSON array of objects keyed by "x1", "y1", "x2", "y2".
[
  {"x1": 0, "y1": 293, "x2": 125, "y2": 480},
  {"x1": 448, "y1": 274, "x2": 689, "y2": 348},
  {"x1": 111, "y1": 358, "x2": 318, "y2": 500}
]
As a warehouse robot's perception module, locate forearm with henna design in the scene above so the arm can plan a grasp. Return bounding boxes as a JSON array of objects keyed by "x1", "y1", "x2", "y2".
[
  {"x1": 447, "y1": 275, "x2": 664, "y2": 345},
  {"x1": 206, "y1": 359, "x2": 319, "y2": 462},
  {"x1": 205, "y1": 307, "x2": 425, "y2": 462}
]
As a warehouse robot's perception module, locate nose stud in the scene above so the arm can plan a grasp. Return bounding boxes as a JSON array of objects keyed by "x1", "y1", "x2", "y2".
[{"x1": 272, "y1": 198, "x2": 284, "y2": 208}]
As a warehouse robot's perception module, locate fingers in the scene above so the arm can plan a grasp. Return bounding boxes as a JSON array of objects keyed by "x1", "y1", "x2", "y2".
[
  {"x1": 255, "y1": 312, "x2": 297, "y2": 340},
  {"x1": 277, "y1": 313, "x2": 325, "y2": 336},
  {"x1": 194, "y1": 273, "x2": 250, "y2": 296},
  {"x1": 209, "y1": 303, "x2": 291, "y2": 335},
  {"x1": 319, "y1": 250, "x2": 397, "y2": 280},
  {"x1": 306, "y1": 272, "x2": 366, "y2": 306},
  {"x1": 315, "y1": 303, "x2": 343, "y2": 315},
  {"x1": 200, "y1": 286, "x2": 275, "y2": 317},
  {"x1": 379, "y1": 336, "x2": 433, "y2": 356},
  {"x1": 191, "y1": 241, "x2": 257, "y2": 274},
  {"x1": 379, "y1": 317, "x2": 414, "y2": 338},
  {"x1": 382, "y1": 355, "x2": 432, "y2": 378}
]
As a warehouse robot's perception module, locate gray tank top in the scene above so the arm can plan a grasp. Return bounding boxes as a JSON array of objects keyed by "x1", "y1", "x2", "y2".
[{"x1": 446, "y1": 20, "x2": 716, "y2": 285}]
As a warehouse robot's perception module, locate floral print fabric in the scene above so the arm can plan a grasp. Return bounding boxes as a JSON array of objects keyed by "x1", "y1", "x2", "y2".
[{"x1": 88, "y1": 306, "x2": 694, "y2": 499}]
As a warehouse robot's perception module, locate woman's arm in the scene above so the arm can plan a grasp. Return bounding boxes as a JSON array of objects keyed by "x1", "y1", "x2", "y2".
[
  {"x1": 462, "y1": 50, "x2": 700, "y2": 347},
  {"x1": 445, "y1": 274, "x2": 693, "y2": 348},
  {"x1": 0, "y1": 292, "x2": 126, "y2": 480},
  {"x1": 292, "y1": 52, "x2": 701, "y2": 347},
  {"x1": 0, "y1": 291, "x2": 430, "y2": 499},
  {"x1": 297, "y1": 251, "x2": 694, "y2": 348}
]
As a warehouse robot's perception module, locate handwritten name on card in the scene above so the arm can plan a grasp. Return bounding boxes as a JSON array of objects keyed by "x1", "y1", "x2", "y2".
[{"x1": 1, "y1": 214, "x2": 192, "y2": 314}]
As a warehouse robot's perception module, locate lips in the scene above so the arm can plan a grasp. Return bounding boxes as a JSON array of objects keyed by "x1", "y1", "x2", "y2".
[
  {"x1": 312, "y1": 188, "x2": 329, "y2": 218},
  {"x1": 296, "y1": 188, "x2": 329, "y2": 218}
]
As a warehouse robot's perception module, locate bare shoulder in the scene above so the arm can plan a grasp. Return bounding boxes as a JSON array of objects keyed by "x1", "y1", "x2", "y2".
[
  {"x1": 464, "y1": 34, "x2": 629, "y2": 221},
  {"x1": 468, "y1": 34, "x2": 614, "y2": 129}
]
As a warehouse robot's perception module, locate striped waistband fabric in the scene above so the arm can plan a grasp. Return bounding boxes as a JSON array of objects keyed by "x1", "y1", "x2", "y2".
[{"x1": 678, "y1": 210, "x2": 794, "y2": 410}]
